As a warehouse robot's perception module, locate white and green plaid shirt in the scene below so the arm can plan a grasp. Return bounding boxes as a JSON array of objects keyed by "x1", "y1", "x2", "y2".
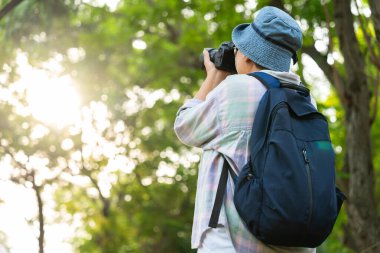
[{"x1": 174, "y1": 72, "x2": 316, "y2": 253}]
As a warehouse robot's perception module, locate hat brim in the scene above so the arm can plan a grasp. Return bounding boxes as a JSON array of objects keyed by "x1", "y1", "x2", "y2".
[{"x1": 232, "y1": 23, "x2": 292, "y2": 72}]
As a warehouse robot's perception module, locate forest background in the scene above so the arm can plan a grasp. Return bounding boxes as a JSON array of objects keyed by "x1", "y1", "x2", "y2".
[{"x1": 0, "y1": 0, "x2": 379, "y2": 252}]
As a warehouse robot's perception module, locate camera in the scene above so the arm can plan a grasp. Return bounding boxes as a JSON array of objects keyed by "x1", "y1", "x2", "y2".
[{"x1": 200, "y1": 41, "x2": 237, "y2": 74}]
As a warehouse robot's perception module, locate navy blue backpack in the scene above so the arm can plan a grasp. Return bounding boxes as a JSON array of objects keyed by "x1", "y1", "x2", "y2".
[{"x1": 209, "y1": 72, "x2": 346, "y2": 247}]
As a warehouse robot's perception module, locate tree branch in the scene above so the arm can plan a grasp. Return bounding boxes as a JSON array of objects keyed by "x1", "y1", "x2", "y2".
[
  {"x1": 321, "y1": 0, "x2": 334, "y2": 54},
  {"x1": 334, "y1": 0, "x2": 366, "y2": 92},
  {"x1": 83, "y1": 167, "x2": 111, "y2": 217},
  {"x1": 302, "y1": 45, "x2": 348, "y2": 107},
  {"x1": 354, "y1": 0, "x2": 380, "y2": 69},
  {"x1": 319, "y1": 0, "x2": 349, "y2": 109},
  {"x1": 80, "y1": 153, "x2": 111, "y2": 217},
  {"x1": 368, "y1": 0, "x2": 380, "y2": 49},
  {"x1": 0, "y1": 0, "x2": 25, "y2": 20}
]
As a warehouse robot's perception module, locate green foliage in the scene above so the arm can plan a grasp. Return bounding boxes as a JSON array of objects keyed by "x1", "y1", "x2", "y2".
[{"x1": 0, "y1": 0, "x2": 379, "y2": 252}]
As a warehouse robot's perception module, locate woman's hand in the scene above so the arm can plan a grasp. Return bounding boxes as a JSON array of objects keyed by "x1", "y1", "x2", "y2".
[{"x1": 195, "y1": 50, "x2": 231, "y2": 100}]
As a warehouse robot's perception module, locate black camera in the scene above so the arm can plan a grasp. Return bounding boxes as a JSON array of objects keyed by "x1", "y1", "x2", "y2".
[{"x1": 200, "y1": 41, "x2": 237, "y2": 74}]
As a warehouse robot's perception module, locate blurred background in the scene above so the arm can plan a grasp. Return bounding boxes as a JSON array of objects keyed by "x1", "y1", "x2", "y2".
[{"x1": 0, "y1": 0, "x2": 379, "y2": 252}]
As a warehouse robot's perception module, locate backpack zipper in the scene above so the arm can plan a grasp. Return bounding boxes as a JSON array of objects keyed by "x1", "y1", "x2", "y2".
[{"x1": 302, "y1": 148, "x2": 313, "y2": 225}]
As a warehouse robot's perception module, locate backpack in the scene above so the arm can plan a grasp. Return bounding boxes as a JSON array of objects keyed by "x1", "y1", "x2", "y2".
[{"x1": 208, "y1": 72, "x2": 346, "y2": 247}]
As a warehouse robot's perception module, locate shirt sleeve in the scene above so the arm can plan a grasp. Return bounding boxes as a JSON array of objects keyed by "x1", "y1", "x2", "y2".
[{"x1": 173, "y1": 93, "x2": 221, "y2": 149}]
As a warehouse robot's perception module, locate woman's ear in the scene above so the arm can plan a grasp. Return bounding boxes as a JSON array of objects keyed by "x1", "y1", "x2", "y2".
[{"x1": 242, "y1": 55, "x2": 252, "y2": 63}]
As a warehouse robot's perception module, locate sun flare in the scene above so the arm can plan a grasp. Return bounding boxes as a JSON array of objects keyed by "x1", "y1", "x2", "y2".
[
  {"x1": 15, "y1": 53, "x2": 81, "y2": 128},
  {"x1": 26, "y1": 74, "x2": 81, "y2": 127}
]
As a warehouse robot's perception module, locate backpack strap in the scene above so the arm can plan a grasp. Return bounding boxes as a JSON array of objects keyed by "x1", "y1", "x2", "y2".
[
  {"x1": 248, "y1": 72, "x2": 310, "y2": 95},
  {"x1": 209, "y1": 157, "x2": 237, "y2": 228},
  {"x1": 248, "y1": 71, "x2": 281, "y2": 89}
]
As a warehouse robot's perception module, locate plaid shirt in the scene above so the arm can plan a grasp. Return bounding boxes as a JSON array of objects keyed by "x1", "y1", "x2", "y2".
[{"x1": 174, "y1": 73, "x2": 316, "y2": 253}]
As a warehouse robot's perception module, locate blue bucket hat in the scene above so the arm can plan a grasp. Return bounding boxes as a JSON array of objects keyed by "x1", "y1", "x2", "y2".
[{"x1": 232, "y1": 6, "x2": 302, "y2": 72}]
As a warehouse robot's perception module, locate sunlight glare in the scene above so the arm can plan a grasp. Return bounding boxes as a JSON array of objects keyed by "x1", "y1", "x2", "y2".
[
  {"x1": 25, "y1": 74, "x2": 81, "y2": 128},
  {"x1": 14, "y1": 52, "x2": 81, "y2": 128}
]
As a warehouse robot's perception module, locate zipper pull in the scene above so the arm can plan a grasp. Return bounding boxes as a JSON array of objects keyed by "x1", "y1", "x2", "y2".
[{"x1": 302, "y1": 149, "x2": 309, "y2": 163}]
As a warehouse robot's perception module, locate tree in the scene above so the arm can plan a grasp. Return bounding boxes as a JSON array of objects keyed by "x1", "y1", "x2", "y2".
[{"x1": 333, "y1": 1, "x2": 380, "y2": 250}]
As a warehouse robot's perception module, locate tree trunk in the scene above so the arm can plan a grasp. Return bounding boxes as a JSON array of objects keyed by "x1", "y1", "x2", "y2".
[
  {"x1": 333, "y1": 1, "x2": 380, "y2": 252},
  {"x1": 32, "y1": 175, "x2": 45, "y2": 253}
]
